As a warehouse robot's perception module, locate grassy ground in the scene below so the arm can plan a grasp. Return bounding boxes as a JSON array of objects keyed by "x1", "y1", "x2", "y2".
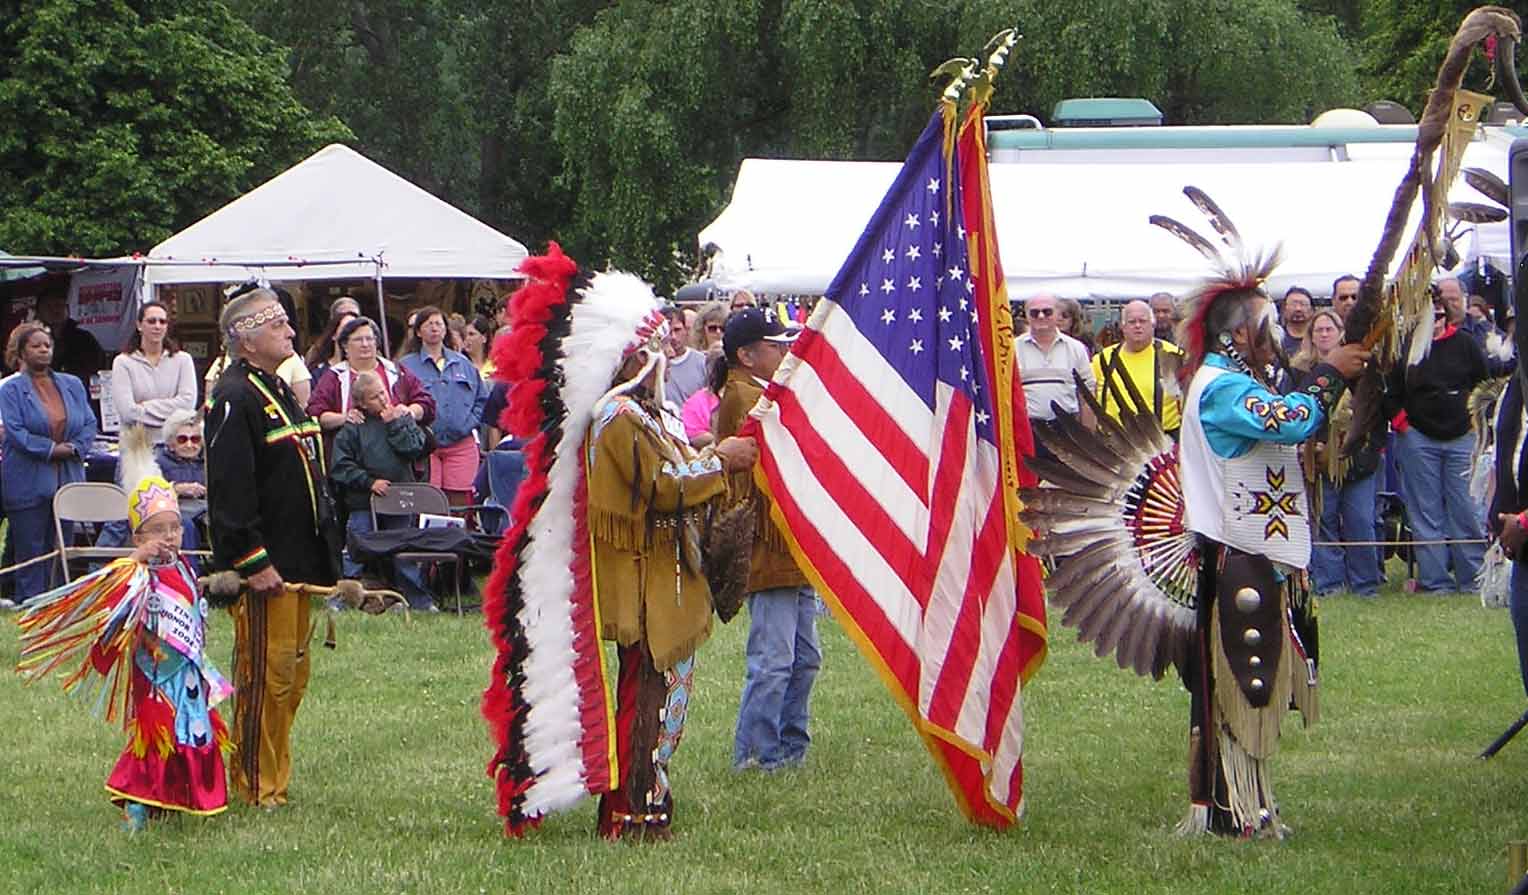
[{"x1": 2, "y1": 562, "x2": 1526, "y2": 894}]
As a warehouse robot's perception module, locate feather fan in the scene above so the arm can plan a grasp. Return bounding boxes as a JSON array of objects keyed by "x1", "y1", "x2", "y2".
[{"x1": 1022, "y1": 383, "x2": 1196, "y2": 680}]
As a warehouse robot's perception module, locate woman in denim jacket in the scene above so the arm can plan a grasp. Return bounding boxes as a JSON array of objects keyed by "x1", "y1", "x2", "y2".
[
  {"x1": 398, "y1": 306, "x2": 487, "y2": 509},
  {"x1": 0, "y1": 323, "x2": 97, "y2": 606}
]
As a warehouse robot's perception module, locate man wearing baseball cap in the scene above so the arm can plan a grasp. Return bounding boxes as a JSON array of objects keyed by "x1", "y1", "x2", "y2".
[{"x1": 711, "y1": 308, "x2": 821, "y2": 771}]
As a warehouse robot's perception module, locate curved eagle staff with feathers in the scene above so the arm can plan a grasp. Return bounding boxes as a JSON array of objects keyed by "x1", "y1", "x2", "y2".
[{"x1": 1340, "y1": 6, "x2": 1528, "y2": 454}]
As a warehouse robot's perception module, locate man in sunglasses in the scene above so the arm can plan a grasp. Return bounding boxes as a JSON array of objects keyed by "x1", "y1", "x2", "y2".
[
  {"x1": 1017, "y1": 294, "x2": 1096, "y2": 439},
  {"x1": 1383, "y1": 290, "x2": 1491, "y2": 593},
  {"x1": 1331, "y1": 274, "x2": 1360, "y2": 324}
]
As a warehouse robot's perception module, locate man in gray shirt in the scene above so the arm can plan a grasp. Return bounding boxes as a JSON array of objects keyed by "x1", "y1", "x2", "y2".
[
  {"x1": 1016, "y1": 294, "x2": 1096, "y2": 430},
  {"x1": 663, "y1": 306, "x2": 708, "y2": 409}
]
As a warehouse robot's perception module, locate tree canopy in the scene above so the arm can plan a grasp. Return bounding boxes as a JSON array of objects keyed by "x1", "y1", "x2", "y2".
[
  {"x1": 1359, "y1": 0, "x2": 1510, "y2": 111},
  {"x1": 959, "y1": 0, "x2": 1360, "y2": 125},
  {"x1": 0, "y1": 0, "x2": 350, "y2": 256},
  {"x1": 548, "y1": 0, "x2": 1361, "y2": 287},
  {"x1": 3, "y1": 0, "x2": 1507, "y2": 289}
]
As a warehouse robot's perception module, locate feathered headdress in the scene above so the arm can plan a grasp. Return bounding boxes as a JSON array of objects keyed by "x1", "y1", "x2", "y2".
[
  {"x1": 118, "y1": 426, "x2": 178, "y2": 533},
  {"x1": 480, "y1": 243, "x2": 669, "y2": 837},
  {"x1": 1150, "y1": 187, "x2": 1282, "y2": 384}
]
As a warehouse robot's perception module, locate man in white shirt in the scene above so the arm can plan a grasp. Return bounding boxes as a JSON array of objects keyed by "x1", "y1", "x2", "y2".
[{"x1": 1016, "y1": 294, "x2": 1096, "y2": 431}]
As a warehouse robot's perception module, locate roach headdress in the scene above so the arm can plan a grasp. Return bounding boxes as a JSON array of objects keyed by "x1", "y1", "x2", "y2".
[
  {"x1": 480, "y1": 243, "x2": 670, "y2": 837},
  {"x1": 1150, "y1": 187, "x2": 1282, "y2": 385}
]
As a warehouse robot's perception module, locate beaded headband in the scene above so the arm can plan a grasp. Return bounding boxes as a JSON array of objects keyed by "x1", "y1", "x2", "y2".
[
  {"x1": 231, "y1": 304, "x2": 285, "y2": 334},
  {"x1": 624, "y1": 311, "x2": 669, "y2": 357}
]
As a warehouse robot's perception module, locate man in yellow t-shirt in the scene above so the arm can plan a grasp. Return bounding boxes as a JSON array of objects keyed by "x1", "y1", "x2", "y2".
[{"x1": 1091, "y1": 299, "x2": 1184, "y2": 436}]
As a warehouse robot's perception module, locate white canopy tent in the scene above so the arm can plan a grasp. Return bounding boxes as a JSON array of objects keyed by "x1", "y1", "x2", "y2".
[
  {"x1": 3, "y1": 146, "x2": 528, "y2": 358},
  {"x1": 698, "y1": 133, "x2": 1516, "y2": 300},
  {"x1": 146, "y1": 143, "x2": 527, "y2": 285},
  {"x1": 138, "y1": 143, "x2": 527, "y2": 352}
]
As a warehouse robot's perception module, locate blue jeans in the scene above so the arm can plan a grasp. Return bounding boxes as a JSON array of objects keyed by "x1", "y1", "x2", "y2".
[
  {"x1": 9, "y1": 503, "x2": 68, "y2": 604},
  {"x1": 1397, "y1": 428, "x2": 1485, "y2": 592},
  {"x1": 733, "y1": 585, "x2": 822, "y2": 769},
  {"x1": 1310, "y1": 471, "x2": 1381, "y2": 596},
  {"x1": 1511, "y1": 561, "x2": 1528, "y2": 699},
  {"x1": 343, "y1": 509, "x2": 432, "y2": 609}
]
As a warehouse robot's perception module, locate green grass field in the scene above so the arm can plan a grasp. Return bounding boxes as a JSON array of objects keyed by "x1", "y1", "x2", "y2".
[{"x1": 2, "y1": 567, "x2": 1527, "y2": 894}]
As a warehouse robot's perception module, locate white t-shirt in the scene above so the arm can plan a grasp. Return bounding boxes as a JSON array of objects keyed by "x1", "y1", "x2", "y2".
[{"x1": 1016, "y1": 332, "x2": 1094, "y2": 419}]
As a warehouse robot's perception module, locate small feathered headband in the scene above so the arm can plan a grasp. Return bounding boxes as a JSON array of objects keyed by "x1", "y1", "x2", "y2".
[{"x1": 1149, "y1": 186, "x2": 1283, "y2": 383}]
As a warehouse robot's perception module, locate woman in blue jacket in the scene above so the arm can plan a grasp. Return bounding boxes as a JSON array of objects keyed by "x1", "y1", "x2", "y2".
[
  {"x1": 398, "y1": 306, "x2": 487, "y2": 509},
  {"x1": 1, "y1": 323, "x2": 97, "y2": 605}
]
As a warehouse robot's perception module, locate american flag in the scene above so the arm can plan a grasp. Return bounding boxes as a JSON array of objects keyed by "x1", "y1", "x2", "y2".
[{"x1": 752, "y1": 106, "x2": 1048, "y2": 826}]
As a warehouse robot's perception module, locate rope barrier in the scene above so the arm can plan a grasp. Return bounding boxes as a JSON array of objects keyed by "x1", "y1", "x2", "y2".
[
  {"x1": 1312, "y1": 537, "x2": 1490, "y2": 547},
  {"x1": 0, "y1": 548, "x2": 214, "y2": 579}
]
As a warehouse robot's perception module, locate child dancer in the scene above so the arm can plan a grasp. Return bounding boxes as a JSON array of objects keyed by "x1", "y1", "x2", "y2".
[{"x1": 16, "y1": 427, "x2": 231, "y2": 831}]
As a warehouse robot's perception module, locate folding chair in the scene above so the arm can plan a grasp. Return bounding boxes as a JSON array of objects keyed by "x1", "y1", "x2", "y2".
[
  {"x1": 370, "y1": 482, "x2": 464, "y2": 615},
  {"x1": 478, "y1": 446, "x2": 527, "y2": 536},
  {"x1": 53, "y1": 482, "x2": 135, "y2": 583}
]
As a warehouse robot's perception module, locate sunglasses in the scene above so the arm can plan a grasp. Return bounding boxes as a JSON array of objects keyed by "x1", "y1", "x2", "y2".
[
  {"x1": 175, "y1": 433, "x2": 203, "y2": 445},
  {"x1": 1026, "y1": 308, "x2": 1055, "y2": 318},
  {"x1": 706, "y1": 324, "x2": 724, "y2": 333}
]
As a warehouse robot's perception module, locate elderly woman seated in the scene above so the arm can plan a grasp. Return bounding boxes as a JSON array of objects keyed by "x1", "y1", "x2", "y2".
[
  {"x1": 155, "y1": 409, "x2": 207, "y2": 500},
  {"x1": 98, "y1": 410, "x2": 207, "y2": 553}
]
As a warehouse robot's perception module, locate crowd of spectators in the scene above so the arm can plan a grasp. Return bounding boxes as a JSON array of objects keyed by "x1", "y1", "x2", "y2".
[
  {"x1": 1017, "y1": 274, "x2": 1514, "y2": 597},
  {"x1": 0, "y1": 288, "x2": 510, "y2": 614},
  {"x1": 0, "y1": 274, "x2": 1508, "y2": 609}
]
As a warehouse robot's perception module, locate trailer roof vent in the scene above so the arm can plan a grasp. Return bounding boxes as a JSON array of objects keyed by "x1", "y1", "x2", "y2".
[{"x1": 1051, "y1": 97, "x2": 1162, "y2": 127}]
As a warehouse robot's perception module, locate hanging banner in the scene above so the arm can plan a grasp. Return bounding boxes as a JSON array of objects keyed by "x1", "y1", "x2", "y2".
[{"x1": 68, "y1": 266, "x2": 141, "y2": 352}]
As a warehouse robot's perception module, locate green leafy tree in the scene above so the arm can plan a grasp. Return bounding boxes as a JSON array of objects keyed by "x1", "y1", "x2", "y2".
[
  {"x1": 550, "y1": 0, "x2": 1357, "y2": 288},
  {"x1": 231, "y1": 0, "x2": 612, "y2": 256},
  {"x1": 0, "y1": 0, "x2": 350, "y2": 256},
  {"x1": 960, "y1": 0, "x2": 1361, "y2": 125},
  {"x1": 1298, "y1": 0, "x2": 1363, "y2": 38},
  {"x1": 1359, "y1": 0, "x2": 1518, "y2": 111},
  {"x1": 230, "y1": 0, "x2": 479, "y2": 204},
  {"x1": 454, "y1": 0, "x2": 614, "y2": 253},
  {"x1": 548, "y1": 0, "x2": 962, "y2": 288}
]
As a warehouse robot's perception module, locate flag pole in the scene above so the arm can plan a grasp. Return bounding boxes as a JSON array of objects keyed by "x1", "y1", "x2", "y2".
[{"x1": 758, "y1": 37, "x2": 1009, "y2": 414}]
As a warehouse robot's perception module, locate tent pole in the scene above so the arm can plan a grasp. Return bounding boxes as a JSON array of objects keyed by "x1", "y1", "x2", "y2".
[{"x1": 374, "y1": 264, "x2": 390, "y2": 356}]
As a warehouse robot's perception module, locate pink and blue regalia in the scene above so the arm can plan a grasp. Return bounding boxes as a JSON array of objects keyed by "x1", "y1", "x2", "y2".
[{"x1": 16, "y1": 427, "x2": 232, "y2": 831}]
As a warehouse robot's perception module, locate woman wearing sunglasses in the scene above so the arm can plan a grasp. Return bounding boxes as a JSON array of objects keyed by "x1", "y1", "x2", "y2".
[
  {"x1": 692, "y1": 302, "x2": 727, "y2": 352},
  {"x1": 157, "y1": 408, "x2": 207, "y2": 500},
  {"x1": 94, "y1": 409, "x2": 209, "y2": 557},
  {"x1": 110, "y1": 301, "x2": 197, "y2": 443}
]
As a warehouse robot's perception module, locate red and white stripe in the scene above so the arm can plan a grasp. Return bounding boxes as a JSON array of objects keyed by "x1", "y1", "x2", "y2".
[{"x1": 756, "y1": 298, "x2": 1030, "y2": 822}]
